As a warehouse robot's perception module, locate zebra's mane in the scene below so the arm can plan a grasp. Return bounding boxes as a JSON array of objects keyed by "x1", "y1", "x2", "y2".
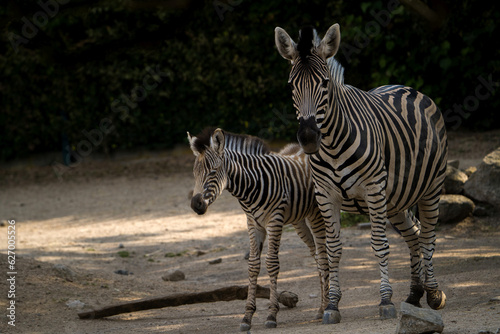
[
  {"x1": 298, "y1": 26, "x2": 345, "y2": 85},
  {"x1": 192, "y1": 128, "x2": 271, "y2": 155},
  {"x1": 297, "y1": 26, "x2": 320, "y2": 60},
  {"x1": 327, "y1": 57, "x2": 345, "y2": 85}
]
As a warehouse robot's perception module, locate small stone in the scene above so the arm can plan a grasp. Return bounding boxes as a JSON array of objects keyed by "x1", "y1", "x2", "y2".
[
  {"x1": 357, "y1": 222, "x2": 371, "y2": 229},
  {"x1": 66, "y1": 300, "x2": 85, "y2": 309},
  {"x1": 208, "y1": 258, "x2": 222, "y2": 265},
  {"x1": 0, "y1": 220, "x2": 6, "y2": 227},
  {"x1": 396, "y1": 301, "x2": 444, "y2": 334},
  {"x1": 162, "y1": 269, "x2": 185, "y2": 281},
  {"x1": 489, "y1": 296, "x2": 500, "y2": 303},
  {"x1": 53, "y1": 264, "x2": 76, "y2": 282},
  {"x1": 118, "y1": 243, "x2": 125, "y2": 249},
  {"x1": 244, "y1": 251, "x2": 250, "y2": 260},
  {"x1": 465, "y1": 166, "x2": 477, "y2": 177},
  {"x1": 114, "y1": 269, "x2": 133, "y2": 275},
  {"x1": 194, "y1": 250, "x2": 206, "y2": 256}
]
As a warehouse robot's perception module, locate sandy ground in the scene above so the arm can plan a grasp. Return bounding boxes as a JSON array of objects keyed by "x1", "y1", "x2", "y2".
[{"x1": 0, "y1": 129, "x2": 499, "y2": 334}]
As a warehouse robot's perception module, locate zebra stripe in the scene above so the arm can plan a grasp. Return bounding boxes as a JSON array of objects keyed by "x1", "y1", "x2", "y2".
[
  {"x1": 188, "y1": 128, "x2": 328, "y2": 330},
  {"x1": 275, "y1": 24, "x2": 448, "y2": 322}
]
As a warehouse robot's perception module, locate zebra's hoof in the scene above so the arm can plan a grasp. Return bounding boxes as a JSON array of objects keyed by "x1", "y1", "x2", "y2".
[
  {"x1": 239, "y1": 322, "x2": 251, "y2": 332},
  {"x1": 322, "y1": 309, "x2": 341, "y2": 324},
  {"x1": 379, "y1": 303, "x2": 397, "y2": 320},
  {"x1": 264, "y1": 320, "x2": 277, "y2": 328},
  {"x1": 427, "y1": 290, "x2": 446, "y2": 310}
]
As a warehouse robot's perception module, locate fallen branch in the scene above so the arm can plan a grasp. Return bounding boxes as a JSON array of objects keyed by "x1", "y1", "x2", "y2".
[{"x1": 78, "y1": 285, "x2": 298, "y2": 319}]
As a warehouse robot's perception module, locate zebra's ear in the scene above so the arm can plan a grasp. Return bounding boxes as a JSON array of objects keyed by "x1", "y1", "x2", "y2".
[
  {"x1": 211, "y1": 128, "x2": 225, "y2": 156},
  {"x1": 275, "y1": 27, "x2": 297, "y2": 61},
  {"x1": 187, "y1": 131, "x2": 199, "y2": 157},
  {"x1": 318, "y1": 23, "x2": 341, "y2": 59}
]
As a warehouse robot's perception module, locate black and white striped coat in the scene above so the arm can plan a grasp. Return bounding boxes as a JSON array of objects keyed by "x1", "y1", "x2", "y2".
[
  {"x1": 188, "y1": 128, "x2": 327, "y2": 330},
  {"x1": 275, "y1": 24, "x2": 448, "y2": 324}
]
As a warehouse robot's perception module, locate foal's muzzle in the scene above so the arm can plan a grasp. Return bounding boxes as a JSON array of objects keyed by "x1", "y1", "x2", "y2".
[
  {"x1": 191, "y1": 193, "x2": 208, "y2": 215},
  {"x1": 297, "y1": 117, "x2": 321, "y2": 154}
]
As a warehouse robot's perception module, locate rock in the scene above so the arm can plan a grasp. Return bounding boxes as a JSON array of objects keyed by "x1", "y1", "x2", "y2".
[
  {"x1": 439, "y1": 194, "x2": 474, "y2": 223},
  {"x1": 474, "y1": 203, "x2": 492, "y2": 217},
  {"x1": 53, "y1": 264, "x2": 76, "y2": 282},
  {"x1": 464, "y1": 147, "x2": 500, "y2": 207},
  {"x1": 118, "y1": 243, "x2": 125, "y2": 249},
  {"x1": 114, "y1": 269, "x2": 133, "y2": 275},
  {"x1": 357, "y1": 222, "x2": 371, "y2": 229},
  {"x1": 162, "y1": 269, "x2": 185, "y2": 282},
  {"x1": 208, "y1": 258, "x2": 222, "y2": 265},
  {"x1": 193, "y1": 250, "x2": 206, "y2": 257},
  {"x1": 66, "y1": 300, "x2": 85, "y2": 309},
  {"x1": 396, "y1": 301, "x2": 444, "y2": 334},
  {"x1": 444, "y1": 165, "x2": 468, "y2": 194},
  {"x1": 464, "y1": 166, "x2": 477, "y2": 177},
  {"x1": 489, "y1": 296, "x2": 500, "y2": 303}
]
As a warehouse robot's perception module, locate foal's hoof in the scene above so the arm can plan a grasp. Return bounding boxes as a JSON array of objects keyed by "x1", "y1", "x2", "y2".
[
  {"x1": 322, "y1": 310, "x2": 341, "y2": 324},
  {"x1": 239, "y1": 322, "x2": 251, "y2": 332},
  {"x1": 379, "y1": 303, "x2": 397, "y2": 320},
  {"x1": 427, "y1": 290, "x2": 446, "y2": 310}
]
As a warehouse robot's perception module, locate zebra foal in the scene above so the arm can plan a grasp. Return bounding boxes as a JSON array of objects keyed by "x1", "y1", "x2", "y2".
[
  {"x1": 187, "y1": 128, "x2": 328, "y2": 330},
  {"x1": 275, "y1": 24, "x2": 448, "y2": 323}
]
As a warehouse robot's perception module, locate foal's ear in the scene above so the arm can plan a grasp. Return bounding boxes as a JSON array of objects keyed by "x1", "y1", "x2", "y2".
[
  {"x1": 211, "y1": 128, "x2": 225, "y2": 156},
  {"x1": 275, "y1": 27, "x2": 297, "y2": 62},
  {"x1": 318, "y1": 23, "x2": 341, "y2": 59},
  {"x1": 187, "y1": 132, "x2": 199, "y2": 157}
]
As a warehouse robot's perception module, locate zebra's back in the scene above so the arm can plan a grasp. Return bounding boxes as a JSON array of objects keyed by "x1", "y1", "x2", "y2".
[{"x1": 362, "y1": 85, "x2": 448, "y2": 215}]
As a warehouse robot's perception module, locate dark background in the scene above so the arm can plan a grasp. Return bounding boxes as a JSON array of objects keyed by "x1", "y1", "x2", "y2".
[{"x1": 1, "y1": 0, "x2": 498, "y2": 162}]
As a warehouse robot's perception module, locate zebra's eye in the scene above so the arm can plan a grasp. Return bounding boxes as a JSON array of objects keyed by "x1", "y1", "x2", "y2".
[{"x1": 321, "y1": 78, "x2": 329, "y2": 88}]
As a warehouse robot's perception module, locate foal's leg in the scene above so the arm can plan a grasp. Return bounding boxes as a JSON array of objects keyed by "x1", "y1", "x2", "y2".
[
  {"x1": 264, "y1": 218, "x2": 285, "y2": 328},
  {"x1": 293, "y1": 214, "x2": 328, "y2": 319},
  {"x1": 240, "y1": 219, "x2": 266, "y2": 331}
]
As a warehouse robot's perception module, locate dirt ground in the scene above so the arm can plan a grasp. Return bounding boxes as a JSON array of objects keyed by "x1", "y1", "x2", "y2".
[{"x1": 1, "y1": 130, "x2": 500, "y2": 334}]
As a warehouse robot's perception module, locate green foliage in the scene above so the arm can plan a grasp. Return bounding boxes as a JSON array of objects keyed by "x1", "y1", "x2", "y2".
[
  {"x1": 117, "y1": 250, "x2": 130, "y2": 258},
  {"x1": 341, "y1": 212, "x2": 370, "y2": 228},
  {"x1": 0, "y1": 1, "x2": 498, "y2": 161}
]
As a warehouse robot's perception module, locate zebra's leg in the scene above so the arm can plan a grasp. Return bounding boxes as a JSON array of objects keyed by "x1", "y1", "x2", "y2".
[
  {"x1": 418, "y1": 191, "x2": 446, "y2": 310},
  {"x1": 294, "y1": 214, "x2": 328, "y2": 319},
  {"x1": 264, "y1": 220, "x2": 284, "y2": 328},
  {"x1": 240, "y1": 220, "x2": 266, "y2": 332},
  {"x1": 309, "y1": 212, "x2": 329, "y2": 319},
  {"x1": 265, "y1": 219, "x2": 283, "y2": 328},
  {"x1": 366, "y1": 187, "x2": 396, "y2": 319},
  {"x1": 319, "y1": 202, "x2": 342, "y2": 324},
  {"x1": 388, "y1": 210, "x2": 425, "y2": 307}
]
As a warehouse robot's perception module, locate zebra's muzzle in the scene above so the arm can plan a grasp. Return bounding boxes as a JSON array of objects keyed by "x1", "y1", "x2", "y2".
[
  {"x1": 191, "y1": 193, "x2": 208, "y2": 215},
  {"x1": 297, "y1": 117, "x2": 321, "y2": 154}
]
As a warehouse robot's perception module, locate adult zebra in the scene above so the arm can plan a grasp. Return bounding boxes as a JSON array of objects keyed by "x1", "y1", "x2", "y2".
[
  {"x1": 274, "y1": 24, "x2": 448, "y2": 324},
  {"x1": 188, "y1": 128, "x2": 328, "y2": 330}
]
